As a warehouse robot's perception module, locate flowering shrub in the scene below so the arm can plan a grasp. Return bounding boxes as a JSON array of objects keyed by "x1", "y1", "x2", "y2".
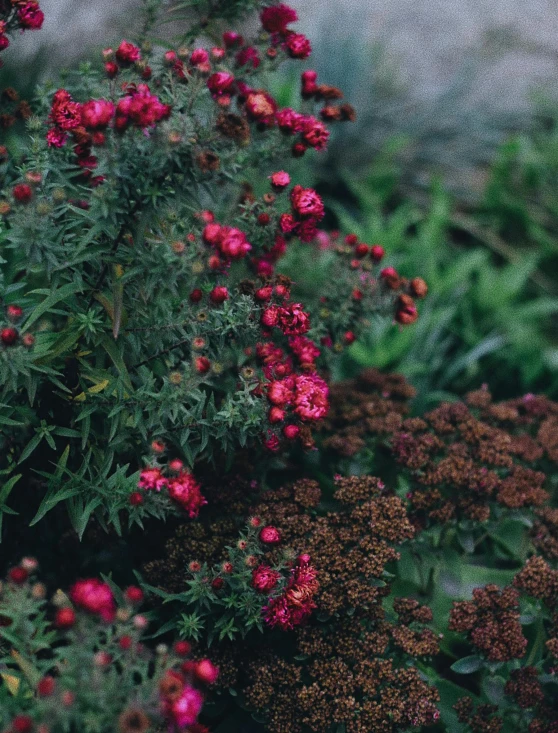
[
  {"x1": 0, "y1": 558, "x2": 214, "y2": 732},
  {"x1": 5, "y1": 2, "x2": 558, "y2": 733},
  {"x1": 0, "y1": 1, "x2": 44, "y2": 62},
  {"x1": 0, "y1": 0, "x2": 423, "y2": 537}
]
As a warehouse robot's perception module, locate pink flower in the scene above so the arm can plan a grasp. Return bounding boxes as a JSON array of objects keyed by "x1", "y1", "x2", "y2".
[
  {"x1": 302, "y1": 117, "x2": 330, "y2": 151},
  {"x1": 275, "y1": 107, "x2": 306, "y2": 133},
  {"x1": 261, "y1": 305, "x2": 280, "y2": 329},
  {"x1": 301, "y1": 70, "x2": 319, "y2": 97},
  {"x1": 207, "y1": 72, "x2": 235, "y2": 98},
  {"x1": 169, "y1": 686, "x2": 204, "y2": 727},
  {"x1": 115, "y1": 86, "x2": 171, "y2": 131},
  {"x1": 205, "y1": 225, "x2": 251, "y2": 259},
  {"x1": 284, "y1": 33, "x2": 312, "y2": 59},
  {"x1": 190, "y1": 48, "x2": 210, "y2": 67},
  {"x1": 259, "y1": 526, "x2": 282, "y2": 545},
  {"x1": 260, "y1": 4, "x2": 298, "y2": 34},
  {"x1": 294, "y1": 373, "x2": 329, "y2": 421},
  {"x1": 267, "y1": 379, "x2": 294, "y2": 407},
  {"x1": 138, "y1": 467, "x2": 168, "y2": 492},
  {"x1": 81, "y1": 99, "x2": 115, "y2": 129},
  {"x1": 288, "y1": 336, "x2": 320, "y2": 366},
  {"x1": 17, "y1": 2, "x2": 44, "y2": 30},
  {"x1": 115, "y1": 40, "x2": 141, "y2": 65},
  {"x1": 269, "y1": 171, "x2": 291, "y2": 190},
  {"x1": 167, "y1": 471, "x2": 206, "y2": 518},
  {"x1": 290, "y1": 185, "x2": 324, "y2": 219},
  {"x1": 252, "y1": 564, "x2": 281, "y2": 593},
  {"x1": 69, "y1": 579, "x2": 116, "y2": 622}
]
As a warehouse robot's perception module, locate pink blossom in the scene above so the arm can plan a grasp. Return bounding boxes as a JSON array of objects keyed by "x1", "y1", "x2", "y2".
[
  {"x1": 294, "y1": 373, "x2": 329, "y2": 421},
  {"x1": 69, "y1": 579, "x2": 116, "y2": 622}
]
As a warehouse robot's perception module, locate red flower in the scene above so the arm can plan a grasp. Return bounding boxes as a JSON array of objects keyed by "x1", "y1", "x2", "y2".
[
  {"x1": 370, "y1": 244, "x2": 385, "y2": 261},
  {"x1": 54, "y1": 607, "x2": 76, "y2": 628},
  {"x1": 37, "y1": 676, "x2": 55, "y2": 697},
  {"x1": 11, "y1": 716, "x2": 33, "y2": 733},
  {"x1": 115, "y1": 86, "x2": 171, "y2": 131},
  {"x1": 49, "y1": 90, "x2": 82, "y2": 131},
  {"x1": 13, "y1": 184, "x2": 33, "y2": 203},
  {"x1": 7, "y1": 305, "x2": 23, "y2": 321},
  {"x1": 288, "y1": 335, "x2": 320, "y2": 366},
  {"x1": 301, "y1": 70, "x2": 318, "y2": 97},
  {"x1": 8, "y1": 567, "x2": 28, "y2": 584},
  {"x1": 115, "y1": 40, "x2": 141, "y2": 65},
  {"x1": 46, "y1": 127, "x2": 67, "y2": 147},
  {"x1": 124, "y1": 586, "x2": 144, "y2": 604},
  {"x1": 167, "y1": 471, "x2": 206, "y2": 518},
  {"x1": 1, "y1": 327, "x2": 18, "y2": 346},
  {"x1": 195, "y1": 659, "x2": 219, "y2": 684},
  {"x1": 284, "y1": 32, "x2": 312, "y2": 59},
  {"x1": 252, "y1": 564, "x2": 281, "y2": 592},
  {"x1": 207, "y1": 72, "x2": 235, "y2": 98},
  {"x1": 190, "y1": 48, "x2": 210, "y2": 68},
  {"x1": 260, "y1": 3, "x2": 298, "y2": 34},
  {"x1": 17, "y1": 2, "x2": 44, "y2": 30},
  {"x1": 81, "y1": 99, "x2": 115, "y2": 129},
  {"x1": 138, "y1": 467, "x2": 168, "y2": 492},
  {"x1": 209, "y1": 286, "x2": 229, "y2": 304},
  {"x1": 236, "y1": 46, "x2": 260, "y2": 69},
  {"x1": 277, "y1": 303, "x2": 310, "y2": 336},
  {"x1": 259, "y1": 526, "x2": 282, "y2": 545},
  {"x1": 223, "y1": 31, "x2": 243, "y2": 47},
  {"x1": 395, "y1": 294, "x2": 418, "y2": 325},
  {"x1": 195, "y1": 356, "x2": 211, "y2": 374},
  {"x1": 283, "y1": 424, "x2": 300, "y2": 440},
  {"x1": 69, "y1": 579, "x2": 116, "y2": 622},
  {"x1": 267, "y1": 379, "x2": 294, "y2": 407},
  {"x1": 276, "y1": 107, "x2": 306, "y2": 133}
]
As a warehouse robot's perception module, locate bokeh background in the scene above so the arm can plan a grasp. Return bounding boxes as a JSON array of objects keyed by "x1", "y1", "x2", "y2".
[{"x1": 3, "y1": 0, "x2": 558, "y2": 407}]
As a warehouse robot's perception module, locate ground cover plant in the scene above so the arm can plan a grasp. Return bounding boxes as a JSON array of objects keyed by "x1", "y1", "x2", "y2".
[{"x1": 1, "y1": 1, "x2": 558, "y2": 732}]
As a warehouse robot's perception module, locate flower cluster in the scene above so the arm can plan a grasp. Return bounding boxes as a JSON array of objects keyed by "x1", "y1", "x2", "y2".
[
  {"x1": 0, "y1": 559, "x2": 213, "y2": 732},
  {"x1": 0, "y1": 1, "x2": 43, "y2": 62},
  {"x1": 148, "y1": 516, "x2": 317, "y2": 643},
  {"x1": 46, "y1": 81, "x2": 170, "y2": 180},
  {"x1": 263, "y1": 552, "x2": 319, "y2": 630},
  {"x1": 144, "y1": 474, "x2": 439, "y2": 732},
  {"x1": 449, "y1": 585, "x2": 527, "y2": 662},
  {"x1": 136, "y1": 462, "x2": 206, "y2": 518}
]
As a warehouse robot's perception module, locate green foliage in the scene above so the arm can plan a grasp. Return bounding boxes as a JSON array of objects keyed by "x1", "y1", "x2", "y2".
[{"x1": 314, "y1": 165, "x2": 558, "y2": 407}]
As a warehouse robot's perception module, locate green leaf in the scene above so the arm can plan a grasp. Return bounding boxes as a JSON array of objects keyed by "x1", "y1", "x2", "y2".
[
  {"x1": 450, "y1": 655, "x2": 483, "y2": 674},
  {"x1": 22, "y1": 282, "x2": 83, "y2": 332},
  {"x1": 18, "y1": 432, "x2": 43, "y2": 464}
]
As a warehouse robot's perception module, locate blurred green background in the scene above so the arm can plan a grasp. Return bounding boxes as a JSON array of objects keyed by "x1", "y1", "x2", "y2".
[{"x1": 2, "y1": 0, "x2": 558, "y2": 404}]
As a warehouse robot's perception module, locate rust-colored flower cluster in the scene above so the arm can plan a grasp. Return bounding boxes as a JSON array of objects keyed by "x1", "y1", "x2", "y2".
[
  {"x1": 322, "y1": 373, "x2": 557, "y2": 527},
  {"x1": 146, "y1": 474, "x2": 439, "y2": 732},
  {"x1": 319, "y1": 369, "x2": 415, "y2": 458},
  {"x1": 449, "y1": 584, "x2": 527, "y2": 662},
  {"x1": 454, "y1": 698, "x2": 503, "y2": 733}
]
